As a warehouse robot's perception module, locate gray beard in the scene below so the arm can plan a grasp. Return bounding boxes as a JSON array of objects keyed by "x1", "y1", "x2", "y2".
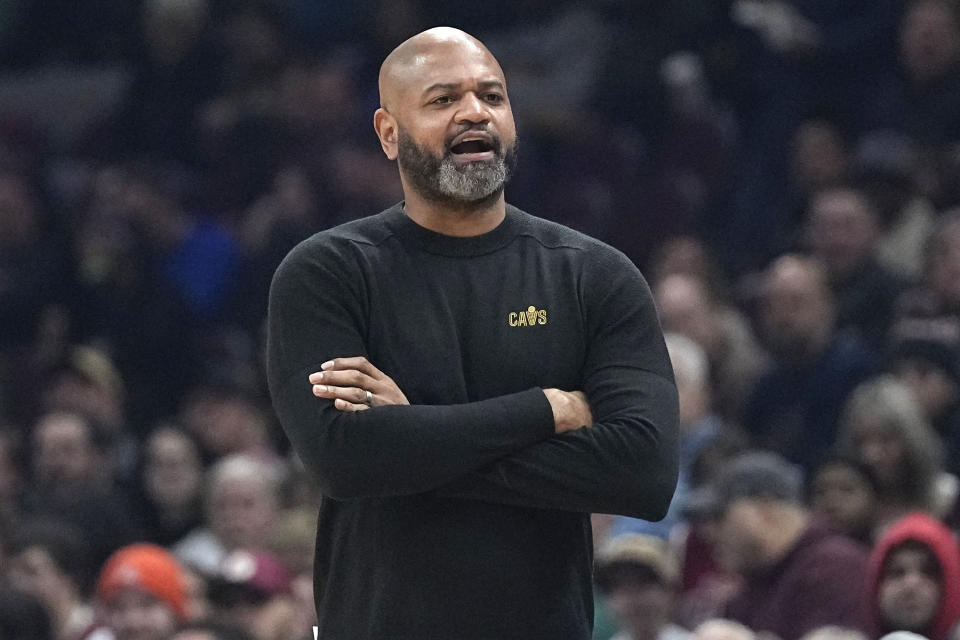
[{"x1": 397, "y1": 127, "x2": 516, "y2": 208}]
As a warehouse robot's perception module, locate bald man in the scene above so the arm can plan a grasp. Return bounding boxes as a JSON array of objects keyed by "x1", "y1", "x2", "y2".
[{"x1": 267, "y1": 27, "x2": 678, "y2": 639}]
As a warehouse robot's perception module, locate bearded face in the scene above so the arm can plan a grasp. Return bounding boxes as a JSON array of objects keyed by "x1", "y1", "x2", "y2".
[{"x1": 396, "y1": 124, "x2": 518, "y2": 209}]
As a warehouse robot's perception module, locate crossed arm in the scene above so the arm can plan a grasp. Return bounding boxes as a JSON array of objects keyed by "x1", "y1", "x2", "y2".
[
  {"x1": 267, "y1": 244, "x2": 678, "y2": 519},
  {"x1": 309, "y1": 356, "x2": 593, "y2": 433}
]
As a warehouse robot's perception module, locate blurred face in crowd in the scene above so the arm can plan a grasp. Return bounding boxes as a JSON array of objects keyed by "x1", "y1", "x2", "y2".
[
  {"x1": 810, "y1": 461, "x2": 879, "y2": 541},
  {"x1": 901, "y1": 0, "x2": 960, "y2": 86},
  {"x1": 928, "y1": 219, "x2": 960, "y2": 305},
  {"x1": 144, "y1": 427, "x2": 203, "y2": 512},
  {"x1": 103, "y1": 589, "x2": 178, "y2": 640},
  {"x1": 790, "y1": 120, "x2": 848, "y2": 192},
  {"x1": 209, "y1": 476, "x2": 278, "y2": 550},
  {"x1": 715, "y1": 499, "x2": 768, "y2": 575},
  {"x1": 374, "y1": 28, "x2": 518, "y2": 209},
  {"x1": 760, "y1": 257, "x2": 834, "y2": 363},
  {"x1": 182, "y1": 391, "x2": 267, "y2": 458},
  {"x1": 806, "y1": 188, "x2": 879, "y2": 279},
  {"x1": 33, "y1": 412, "x2": 101, "y2": 487},
  {"x1": 879, "y1": 542, "x2": 942, "y2": 634},
  {"x1": 603, "y1": 568, "x2": 672, "y2": 640},
  {"x1": 655, "y1": 275, "x2": 720, "y2": 357},
  {"x1": 847, "y1": 417, "x2": 907, "y2": 490},
  {"x1": 651, "y1": 236, "x2": 715, "y2": 284}
]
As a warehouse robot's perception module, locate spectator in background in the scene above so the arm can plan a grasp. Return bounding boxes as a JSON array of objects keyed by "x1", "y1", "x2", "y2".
[
  {"x1": 654, "y1": 274, "x2": 768, "y2": 424},
  {"x1": 26, "y1": 410, "x2": 141, "y2": 568},
  {"x1": 6, "y1": 519, "x2": 97, "y2": 640},
  {"x1": 673, "y1": 429, "x2": 750, "y2": 631},
  {"x1": 851, "y1": 130, "x2": 935, "y2": 282},
  {"x1": 803, "y1": 184, "x2": 905, "y2": 349},
  {"x1": 768, "y1": 117, "x2": 852, "y2": 260},
  {"x1": 867, "y1": 512, "x2": 960, "y2": 640},
  {"x1": 709, "y1": 451, "x2": 870, "y2": 639},
  {"x1": 893, "y1": 0, "x2": 960, "y2": 145},
  {"x1": 178, "y1": 377, "x2": 276, "y2": 463},
  {"x1": 0, "y1": 167, "x2": 73, "y2": 428},
  {"x1": 0, "y1": 167, "x2": 70, "y2": 356},
  {"x1": 837, "y1": 376, "x2": 956, "y2": 527},
  {"x1": 891, "y1": 212, "x2": 960, "y2": 357},
  {"x1": 743, "y1": 254, "x2": 877, "y2": 469},
  {"x1": 594, "y1": 534, "x2": 691, "y2": 640},
  {"x1": 117, "y1": 164, "x2": 242, "y2": 326},
  {"x1": 267, "y1": 508, "x2": 317, "y2": 637},
  {"x1": 612, "y1": 333, "x2": 729, "y2": 539},
  {"x1": 73, "y1": 165, "x2": 196, "y2": 429},
  {"x1": 95, "y1": 544, "x2": 189, "y2": 640},
  {"x1": 723, "y1": 0, "x2": 899, "y2": 274},
  {"x1": 889, "y1": 336, "x2": 960, "y2": 477},
  {"x1": 206, "y1": 549, "x2": 304, "y2": 640},
  {"x1": 790, "y1": 118, "x2": 851, "y2": 208},
  {"x1": 808, "y1": 454, "x2": 881, "y2": 545},
  {"x1": 174, "y1": 455, "x2": 284, "y2": 575},
  {"x1": 98, "y1": 0, "x2": 223, "y2": 164},
  {"x1": 43, "y1": 346, "x2": 138, "y2": 489},
  {"x1": 136, "y1": 426, "x2": 204, "y2": 547}
]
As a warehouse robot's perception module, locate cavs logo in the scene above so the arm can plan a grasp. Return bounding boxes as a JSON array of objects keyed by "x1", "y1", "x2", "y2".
[{"x1": 508, "y1": 305, "x2": 547, "y2": 327}]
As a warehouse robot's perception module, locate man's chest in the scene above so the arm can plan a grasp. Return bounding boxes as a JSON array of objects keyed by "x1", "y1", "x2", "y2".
[{"x1": 362, "y1": 255, "x2": 587, "y2": 403}]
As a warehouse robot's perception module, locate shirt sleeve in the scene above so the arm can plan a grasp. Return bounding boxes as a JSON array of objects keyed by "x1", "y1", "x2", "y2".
[
  {"x1": 266, "y1": 237, "x2": 556, "y2": 501},
  {"x1": 434, "y1": 247, "x2": 680, "y2": 520}
]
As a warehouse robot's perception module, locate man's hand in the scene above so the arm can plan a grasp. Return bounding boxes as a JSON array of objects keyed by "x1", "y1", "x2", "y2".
[
  {"x1": 309, "y1": 357, "x2": 409, "y2": 412},
  {"x1": 542, "y1": 389, "x2": 593, "y2": 433}
]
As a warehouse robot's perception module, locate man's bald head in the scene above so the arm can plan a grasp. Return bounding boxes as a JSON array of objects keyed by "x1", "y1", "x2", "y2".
[{"x1": 378, "y1": 27, "x2": 505, "y2": 112}]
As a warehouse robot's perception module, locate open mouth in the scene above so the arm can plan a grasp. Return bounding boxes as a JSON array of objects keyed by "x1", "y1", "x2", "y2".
[{"x1": 450, "y1": 139, "x2": 495, "y2": 155}]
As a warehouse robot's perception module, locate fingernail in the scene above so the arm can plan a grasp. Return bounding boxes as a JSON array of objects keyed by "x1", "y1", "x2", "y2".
[
  {"x1": 315, "y1": 385, "x2": 328, "y2": 393},
  {"x1": 321, "y1": 361, "x2": 334, "y2": 370}
]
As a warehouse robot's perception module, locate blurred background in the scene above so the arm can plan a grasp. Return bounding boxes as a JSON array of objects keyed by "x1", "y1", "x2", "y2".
[{"x1": 4, "y1": 1, "x2": 960, "y2": 639}]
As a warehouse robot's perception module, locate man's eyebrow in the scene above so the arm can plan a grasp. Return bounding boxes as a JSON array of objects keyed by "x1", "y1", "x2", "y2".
[{"x1": 421, "y1": 80, "x2": 505, "y2": 96}]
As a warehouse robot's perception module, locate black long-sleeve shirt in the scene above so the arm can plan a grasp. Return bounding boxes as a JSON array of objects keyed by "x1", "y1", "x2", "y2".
[{"x1": 267, "y1": 203, "x2": 678, "y2": 639}]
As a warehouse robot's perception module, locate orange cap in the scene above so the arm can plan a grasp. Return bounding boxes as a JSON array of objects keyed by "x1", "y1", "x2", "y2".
[{"x1": 96, "y1": 544, "x2": 187, "y2": 620}]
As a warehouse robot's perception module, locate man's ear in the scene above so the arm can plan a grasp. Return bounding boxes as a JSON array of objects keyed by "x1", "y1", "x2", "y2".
[{"x1": 374, "y1": 108, "x2": 399, "y2": 161}]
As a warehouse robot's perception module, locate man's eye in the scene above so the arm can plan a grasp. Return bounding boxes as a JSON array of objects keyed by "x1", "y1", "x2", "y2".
[
  {"x1": 484, "y1": 93, "x2": 504, "y2": 103},
  {"x1": 432, "y1": 96, "x2": 453, "y2": 104}
]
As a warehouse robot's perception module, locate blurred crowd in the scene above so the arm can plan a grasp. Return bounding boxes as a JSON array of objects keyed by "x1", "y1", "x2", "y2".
[{"x1": 4, "y1": 0, "x2": 960, "y2": 639}]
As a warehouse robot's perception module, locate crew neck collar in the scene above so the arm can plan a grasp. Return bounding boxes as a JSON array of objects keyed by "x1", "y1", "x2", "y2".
[{"x1": 385, "y1": 201, "x2": 522, "y2": 257}]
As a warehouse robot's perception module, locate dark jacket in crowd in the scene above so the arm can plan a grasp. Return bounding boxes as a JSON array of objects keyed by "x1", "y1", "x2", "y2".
[{"x1": 725, "y1": 519, "x2": 871, "y2": 640}]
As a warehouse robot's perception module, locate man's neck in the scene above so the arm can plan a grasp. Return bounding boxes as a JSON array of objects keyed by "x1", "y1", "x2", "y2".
[{"x1": 401, "y1": 188, "x2": 506, "y2": 237}]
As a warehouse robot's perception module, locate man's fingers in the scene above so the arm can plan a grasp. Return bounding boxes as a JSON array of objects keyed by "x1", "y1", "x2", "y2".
[
  {"x1": 313, "y1": 385, "x2": 371, "y2": 404},
  {"x1": 320, "y1": 356, "x2": 383, "y2": 379},
  {"x1": 310, "y1": 369, "x2": 376, "y2": 389},
  {"x1": 333, "y1": 398, "x2": 369, "y2": 412}
]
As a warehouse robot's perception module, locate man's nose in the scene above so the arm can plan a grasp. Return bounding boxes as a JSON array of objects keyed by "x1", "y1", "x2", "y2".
[{"x1": 455, "y1": 92, "x2": 490, "y2": 124}]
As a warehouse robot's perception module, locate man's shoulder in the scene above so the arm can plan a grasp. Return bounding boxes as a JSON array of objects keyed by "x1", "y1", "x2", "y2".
[
  {"x1": 509, "y1": 205, "x2": 638, "y2": 271},
  {"x1": 277, "y1": 206, "x2": 400, "y2": 273},
  {"x1": 300, "y1": 207, "x2": 399, "y2": 253}
]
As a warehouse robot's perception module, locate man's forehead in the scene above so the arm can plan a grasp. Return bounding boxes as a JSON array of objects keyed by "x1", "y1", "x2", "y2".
[
  {"x1": 394, "y1": 48, "x2": 501, "y2": 87},
  {"x1": 379, "y1": 28, "x2": 505, "y2": 105}
]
